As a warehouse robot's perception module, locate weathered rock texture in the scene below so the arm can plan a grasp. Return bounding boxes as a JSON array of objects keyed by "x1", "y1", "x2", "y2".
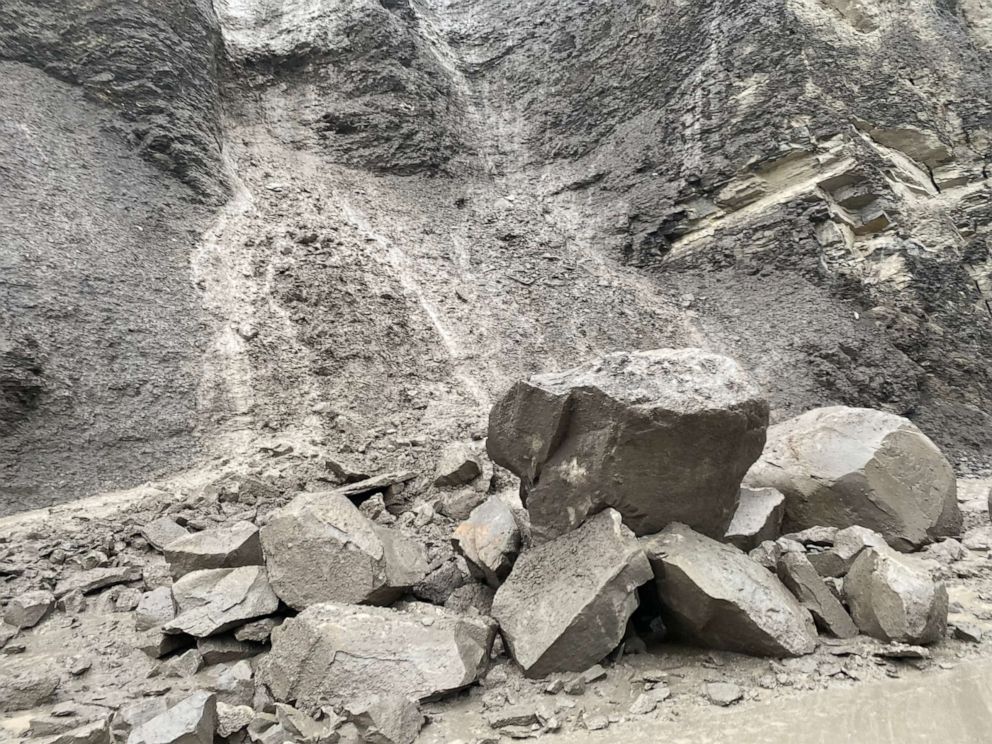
[
  {"x1": 165, "y1": 566, "x2": 279, "y2": 638},
  {"x1": 725, "y1": 487, "x2": 786, "y2": 551},
  {"x1": 488, "y1": 349, "x2": 769, "y2": 542},
  {"x1": 492, "y1": 509, "x2": 653, "y2": 677},
  {"x1": 164, "y1": 521, "x2": 263, "y2": 578},
  {"x1": 642, "y1": 523, "x2": 817, "y2": 657},
  {"x1": 260, "y1": 491, "x2": 427, "y2": 609},
  {"x1": 777, "y1": 552, "x2": 858, "y2": 638},
  {"x1": 260, "y1": 602, "x2": 495, "y2": 708},
  {"x1": 2, "y1": 0, "x2": 990, "y2": 515},
  {"x1": 451, "y1": 496, "x2": 520, "y2": 587},
  {"x1": 747, "y1": 407, "x2": 962, "y2": 550}
]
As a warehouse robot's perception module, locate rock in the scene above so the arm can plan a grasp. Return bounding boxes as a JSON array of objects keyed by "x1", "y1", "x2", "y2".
[
  {"x1": 0, "y1": 669, "x2": 60, "y2": 712},
  {"x1": 705, "y1": 682, "x2": 743, "y2": 706},
  {"x1": 135, "y1": 629, "x2": 190, "y2": 659},
  {"x1": 135, "y1": 587, "x2": 177, "y2": 632},
  {"x1": 345, "y1": 694, "x2": 425, "y2": 744},
  {"x1": 641, "y1": 523, "x2": 817, "y2": 657},
  {"x1": 165, "y1": 566, "x2": 279, "y2": 638},
  {"x1": 163, "y1": 521, "x2": 263, "y2": 578},
  {"x1": 492, "y1": 508, "x2": 652, "y2": 677},
  {"x1": 844, "y1": 546, "x2": 948, "y2": 644},
  {"x1": 746, "y1": 407, "x2": 961, "y2": 551},
  {"x1": 197, "y1": 636, "x2": 265, "y2": 665},
  {"x1": 782, "y1": 526, "x2": 838, "y2": 547},
  {"x1": 583, "y1": 713, "x2": 610, "y2": 731},
  {"x1": 274, "y1": 703, "x2": 339, "y2": 742},
  {"x1": 260, "y1": 602, "x2": 495, "y2": 707},
  {"x1": 777, "y1": 552, "x2": 858, "y2": 638},
  {"x1": 233, "y1": 617, "x2": 281, "y2": 643},
  {"x1": 444, "y1": 583, "x2": 496, "y2": 616},
  {"x1": 4, "y1": 590, "x2": 55, "y2": 629},
  {"x1": 434, "y1": 443, "x2": 483, "y2": 487},
  {"x1": 54, "y1": 566, "x2": 141, "y2": 598},
  {"x1": 162, "y1": 649, "x2": 204, "y2": 678},
  {"x1": 437, "y1": 489, "x2": 488, "y2": 521},
  {"x1": 952, "y1": 621, "x2": 983, "y2": 643},
  {"x1": 452, "y1": 497, "x2": 520, "y2": 587},
  {"x1": 260, "y1": 491, "x2": 428, "y2": 609},
  {"x1": 216, "y1": 702, "x2": 254, "y2": 737},
  {"x1": 748, "y1": 540, "x2": 781, "y2": 571},
  {"x1": 140, "y1": 518, "x2": 190, "y2": 552},
  {"x1": 205, "y1": 660, "x2": 255, "y2": 707},
  {"x1": 0, "y1": 622, "x2": 18, "y2": 648},
  {"x1": 45, "y1": 719, "x2": 112, "y2": 744},
  {"x1": 111, "y1": 700, "x2": 169, "y2": 741},
  {"x1": 807, "y1": 526, "x2": 888, "y2": 578},
  {"x1": 925, "y1": 538, "x2": 967, "y2": 565},
  {"x1": 724, "y1": 486, "x2": 785, "y2": 551},
  {"x1": 487, "y1": 348, "x2": 768, "y2": 542},
  {"x1": 127, "y1": 691, "x2": 217, "y2": 744}
]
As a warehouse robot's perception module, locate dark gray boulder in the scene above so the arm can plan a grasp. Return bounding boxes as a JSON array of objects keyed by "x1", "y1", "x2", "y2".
[{"x1": 488, "y1": 348, "x2": 768, "y2": 542}]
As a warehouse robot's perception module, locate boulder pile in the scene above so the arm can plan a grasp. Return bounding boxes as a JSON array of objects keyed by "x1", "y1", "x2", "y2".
[{"x1": 0, "y1": 348, "x2": 965, "y2": 743}]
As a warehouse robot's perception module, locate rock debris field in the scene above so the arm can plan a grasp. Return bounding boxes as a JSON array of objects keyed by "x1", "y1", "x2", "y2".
[{"x1": 2, "y1": 348, "x2": 992, "y2": 743}]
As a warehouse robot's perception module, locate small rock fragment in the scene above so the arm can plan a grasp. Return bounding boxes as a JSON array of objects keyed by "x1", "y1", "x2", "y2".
[
  {"x1": 777, "y1": 552, "x2": 858, "y2": 638},
  {"x1": 162, "y1": 649, "x2": 204, "y2": 678},
  {"x1": 135, "y1": 587, "x2": 177, "y2": 632},
  {"x1": 163, "y1": 521, "x2": 263, "y2": 579},
  {"x1": 725, "y1": 486, "x2": 785, "y2": 551},
  {"x1": 452, "y1": 497, "x2": 520, "y2": 587},
  {"x1": 140, "y1": 518, "x2": 190, "y2": 551},
  {"x1": 234, "y1": 617, "x2": 281, "y2": 643},
  {"x1": 4, "y1": 590, "x2": 55, "y2": 629},
  {"x1": 434, "y1": 443, "x2": 483, "y2": 487},
  {"x1": 216, "y1": 702, "x2": 254, "y2": 737},
  {"x1": 808, "y1": 526, "x2": 888, "y2": 578},
  {"x1": 705, "y1": 682, "x2": 743, "y2": 706}
]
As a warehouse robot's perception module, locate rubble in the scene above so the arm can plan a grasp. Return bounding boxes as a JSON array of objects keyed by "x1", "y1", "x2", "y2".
[
  {"x1": 807, "y1": 525, "x2": 888, "y2": 578},
  {"x1": 165, "y1": 565, "x2": 279, "y2": 638},
  {"x1": 451, "y1": 496, "x2": 520, "y2": 587},
  {"x1": 844, "y1": 546, "x2": 948, "y2": 644},
  {"x1": 260, "y1": 602, "x2": 496, "y2": 707},
  {"x1": 127, "y1": 691, "x2": 217, "y2": 744},
  {"x1": 260, "y1": 491, "x2": 428, "y2": 609},
  {"x1": 746, "y1": 407, "x2": 962, "y2": 550},
  {"x1": 777, "y1": 552, "x2": 858, "y2": 638},
  {"x1": 724, "y1": 486, "x2": 786, "y2": 551},
  {"x1": 163, "y1": 520, "x2": 264, "y2": 578},
  {"x1": 492, "y1": 509, "x2": 653, "y2": 677},
  {"x1": 4, "y1": 589, "x2": 55, "y2": 629},
  {"x1": 642, "y1": 523, "x2": 817, "y2": 657},
  {"x1": 487, "y1": 348, "x2": 769, "y2": 542},
  {"x1": 434, "y1": 442, "x2": 484, "y2": 487},
  {"x1": 345, "y1": 694, "x2": 425, "y2": 744}
]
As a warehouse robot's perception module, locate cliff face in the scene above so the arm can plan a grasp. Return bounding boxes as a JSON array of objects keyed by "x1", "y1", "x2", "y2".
[{"x1": 2, "y1": 0, "x2": 991, "y2": 512}]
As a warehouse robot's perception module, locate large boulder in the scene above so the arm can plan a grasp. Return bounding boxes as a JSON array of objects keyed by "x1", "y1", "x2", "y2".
[
  {"x1": 451, "y1": 496, "x2": 520, "y2": 587},
  {"x1": 746, "y1": 407, "x2": 961, "y2": 551},
  {"x1": 163, "y1": 521, "x2": 263, "y2": 579},
  {"x1": 260, "y1": 492, "x2": 428, "y2": 609},
  {"x1": 641, "y1": 523, "x2": 817, "y2": 657},
  {"x1": 165, "y1": 566, "x2": 279, "y2": 638},
  {"x1": 260, "y1": 602, "x2": 495, "y2": 708},
  {"x1": 844, "y1": 546, "x2": 947, "y2": 644},
  {"x1": 487, "y1": 348, "x2": 768, "y2": 542},
  {"x1": 491, "y1": 509, "x2": 653, "y2": 677}
]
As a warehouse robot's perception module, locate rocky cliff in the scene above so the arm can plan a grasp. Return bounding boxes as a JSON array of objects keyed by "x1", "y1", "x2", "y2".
[{"x1": 2, "y1": 0, "x2": 991, "y2": 512}]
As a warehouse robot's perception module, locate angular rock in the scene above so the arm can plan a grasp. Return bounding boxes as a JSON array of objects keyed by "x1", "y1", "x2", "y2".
[
  {"x1": 844, "y1": 546, "x2": 948, "y2": 644},
  {"x1": 233, "y1": 617, "x2": 281, "y2": 643},
  {"x1": 162, "y1": 649, "x2": 204, "y2": 678},
  {"x1": 452, "y1": 496, "x2": 520, "y2": 587},
  {"x1": 444, "y1": 582, "x2": 496, "y2": 617},
  {"x1": 487, "y1": 348, "x2": 768, "y2": 542},
  {"x1": 4, "y1": 590, "x2": 55, "y2": 629},
  {"x1": 135, "y1": 587, "x2": 177, "y2": 632},
  {"x1": 642, "y1": 523, "x2": 817, "y2": 657},
  {"x1": 135, "y1": 629, "x2": 190, "y2": 659},
  {"x1": 140, "y1": 518, "x2": 189, "y2": 552},
  {"x1": 344, "y1": 694, "x2": 425, "y2": 744},
  {"x1": 165, "y1": 566, "x2": 279, "y2": 638},
  {"x1": 412, "y1": 558, "x2": 470, "y2": 605},
  {"x1": 705, "y1": 682, "x2": 742, "y2": 706},
  {"x1": 807, "y1": 525, "x2": 888, "y2": 578},
  {"x1": 725, "y1": 486, "x2": 785, "y2": 551},
  {"x1": 163, "y1": 521, "x2": 263, "y2": 579},
  {"x1": 204, "y1": 660, "x2": 254, "y2": 707},
  {"x1": 112, "y1": 700, "x2": 169, "y2": 742},
  {"x1": 746, "y1": 406, "x2": 962, "y2": 550},
  {"x1": 434, "y1": 443, "x2": 483, "y2": 487},
  {"x1": 0, "y1": 669, "x2": 60, "y2": 712},
  {"x1": 197, "y1": 635, "x2": 265, "y2": 665},
  {"x1": 437, "y1": 488, "x2": 488, "y2": 521},
  {"x1": 261, "y1": 491, "x2": 427, "y2": 609},
  {"x1": 782, "y1": 526, "x2": 838, "y2": 547},
  {"x1": 777, "y1": 552, "x2": 857, "y2": 638},
  {"x1": 260, "y1": 602, "x2": 495, "y2": 707},
  {"x1": 216, "y1": 703, "x2": 254, "y2": 738},
  {"x1": 45, "y1": 719, "x2": 112, "y2": 744},
  {"x1": 274, "y1": 704, "x2": 340, "y2": 742},
  {"x1": 491, "y1": 508, "x2": 653, "y2": 677},
  {"x1": 54, "y1": 566, "x2": 141, "y2": 598},
  {"x1": 127, "y1": 691, "x2": 217, "y2": 744}
]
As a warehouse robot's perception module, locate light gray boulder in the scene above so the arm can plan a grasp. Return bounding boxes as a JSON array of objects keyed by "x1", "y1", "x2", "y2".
[
  {"x1": 746, "y1": 406, "x2": 961, "y2": 551},
  {"x1": 724, "y1": 487, "x2": 785, "y2": 551},
  {"x1": 642, "y1": 523, "x2": 816, "y2": 657},
  {"x1": 491, "y1": 509, "x2": 653, "y2": 677},
  {"x1": 127, "y1": 691, "x2": 216, "y2": 744},
  {"x1": 260, "y1": 491, "x2": 428, "y2": 609},
  {"x1": 777, "y1": 552, "x2": 858, "y2": 638},
  {"x1": 487, "y1": 348, "x2": 768, "y2": 542},
  {"x1": 4, "y1": 590, "x2": 55, "y2": 629},
  {"x1": 165, "y1": 566, "x2": 279, "y2": 638},
  {"x1": 844, "y1": 546, "x2": 947, "y2": 644},
  {"x1": 452, "y1": 496, "x2": 520, "y2": 587},
  {"x1": 260, "y1": 602, "x2": 495, "y2": 707},
  {"x1": 434, "y1": 443, "x2": 483, "y2": 487},
  {"x1": 163, "y1": 521, "x2": 263, "y2": 579},
  {"x1": 807, "y1": 525, "x2": 888, "y2": 578}
]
